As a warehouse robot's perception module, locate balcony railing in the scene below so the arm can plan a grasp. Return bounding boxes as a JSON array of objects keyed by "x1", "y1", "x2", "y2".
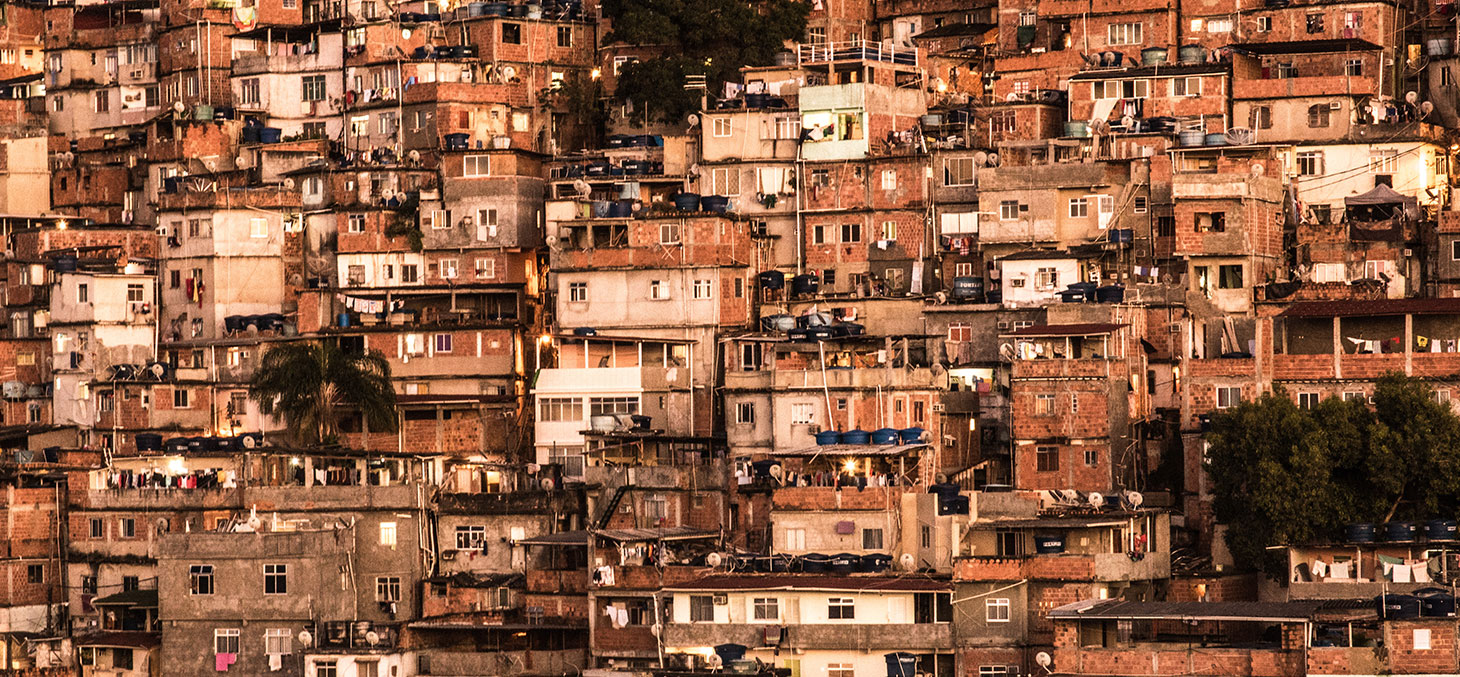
[{"x1": 797, "y1": 40, "x2": 919, "y2": 67}]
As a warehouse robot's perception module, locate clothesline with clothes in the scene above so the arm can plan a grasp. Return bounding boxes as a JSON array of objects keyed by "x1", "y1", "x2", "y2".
[
  {"x1": 1346, "y1": 336, "x2": 1460, "y2": 354},
  {"x1": 100, "y1": 468, "x2": 237, "y2": 491},
  {"x1": 336, "y1": 294, "x2": 407, "y2": 315}
]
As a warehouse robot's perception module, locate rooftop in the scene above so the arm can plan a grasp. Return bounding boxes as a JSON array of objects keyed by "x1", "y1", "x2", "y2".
[
  {"x1": 1049, "y1": 599, "x2": 1325, "y2": 622},
  {"x1": 1278, "y1": 298, "x2": 1460, "y2": 318},
  {"x1": 663, "y1": 573, "x2": 951, "y2": 592}
]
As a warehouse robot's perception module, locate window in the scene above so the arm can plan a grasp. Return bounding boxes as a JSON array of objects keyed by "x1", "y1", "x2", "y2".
[
  {"x1": 26, "y1": 564, "x2": 42, "y2": 584},
  {"x1": 1297, "y1": 151, "x2": 1324, "y2": 176},
  {"x1": 1035, "y1": 267, "x2": 1059, "y2": 290},
  {"x1": 190, "y1": 566, "x2": 215, "y2": 596},
  {"x1": 784, "y1": 527, "x2": 807, "y2": 550},
  {"x1": 1107, "y1": 23, "x2": 1143, "y2": 45},
  {"x1": 1307, "y1": 104, "x2": 1331, "y2": 128},
  {"x1": 712, "y1": 117, "x2": 733, "y2": 137},
  {"x1": 753, "y1": 597, "x2": 780, "y2": 620},
  {"x1": 999, "y1": 200, "x2": 1021, "y2": 220},
  {"x1": 878, "y1": 221, "x2": 897, "y2": 241},
  {"x1": 1415, "y1": 628, "x2": 1432, "y2": 650},
  {"x1": 862, "y1": 528, "x2": 884, "y2": 549},
  {"x1": 264, "y1": 564, "x2": 287, "y2": 595},
  {"x1": 462, "y1": 154, "x2": 490, "y2": 177},
  {"x1": 127, "y1": 284, "x2": 145, "y2": 303},
  {"x1": 1036, "y1": 446, "x2": 1058, "y2": 472},
  {"x1": 688, "y1": 595, "x2": 716, "y2": 622},
  {"x1": 828, "y1": 597, "x2": 856, "y2": 619},
  {"x1": 741, "y1": 343, "x2": 763, "y2": 371},
  {"x1": 455, "y1": 525, "x2": 486, "y2": 549},
  {"x1": 379, "y1": 522, "x2": 397, "y2": 547},
  {"x1": 1093, "y1": 79, "x2": 1149, "y2": 99},
  {"x1": 1218, "y1": 265, "x2": 1243, "y2": 289},
  {"x1": 881, "y1": 170, "x2": 897, "y2": 190},
  {"x1": 736, "y1": 402, "x2": 755, "y2": 424},
  {"x1": 812, "y1": 224, "x2": 830, "y2": 245},
  {"x1": 840, "y1": 223, "x2": 861, "y2": 243},
  {"x1": 568, "y1": 282, "x2": 588, "y2": 302},
  {"x1": 710, "y1": 167, "x2": 739, "y2": 195},
  {"x1": 1206, "y1": 18, "x2": 1233, "y2": 32},
  {"x1": 1255, "y1": 16, "x2": 1271, "y2": 31},
  {"x1": 501, "y1": 22, "x2": 522, "y2": 43},
  {"x1": 77, "y1": 283, "x2": 89, "y2": 303},
  {"x1": 1305, "y1": 13, "x2": 1323, "y2": 33},
  {"x1": 118, "y1": 518, "x2": 135, "y2": 540},
  {"x1": 440, "y1": 259, "x2": 459, "y2": 280},
  {"x1": 315, "y1": 660, "x2": 338, "y2": 677},
  {"x1": 1445, "y1": 67, "x2": 1456, "y2": 87},
  {"x1": 264, "y1": 629, "x2": 291, "y2": 656},
  {"x1": 539, "y1": 397, "x2": 583, "y2": 422},
  {"x1": 790, "y1": 403, "x2": 816, "y2": 425},
  {"x1": 301, "y1": 75, "x2": 326, "y2": 101},
  {"x1": 347, "y1": 214, "x2": 366, "y2": 233},
  {"x1": 90, "y1": 518, "x2": 103, "y2": 539},
  {"x1": 1370, "y1": 150, "x2": 1398, "y2": 173},
  {"x1": 556, "y1": 25, "x2": 573, "y2": 47},
  {"x1": 1452, "y1": 240, "x2": 1460, "y2": 262},
  {"x1": 645, "y1": 279, "x2": 670, "y2": 300},
  {"x1": 693, "y1": 279, "x2": 713, "y2": 299},
  {"x1": 1133, "y1": 196, "x2": 1148, "y2": 214},
  {"x1": 589, "y1": 397, "x2": 639, "y2": 415},
  {"x1": 659, "y1": 222, "x2": 681, "y2": 245},
  {"x1": 1068, "y1": 197, "x2": 1088, "y2": 218},
  {"x1": 1172, "y1": 76, "x2": 1201, "y2": 96},
  {"x1": 1216, "y1": 386, "x2": 1242, "y2": 409},
  {"x1": 1346, "y1": 58, "x2": 1363, "y2": 76},
  {"x1": 1249, "y1": 105, "x2": 1272, "y2": 130},
  {"x1": 1343, "y1": 391, "x2": 1366, "y2": 402},
  {"x1": 94, "y1": 90, "x2": 109, "y2": 112},
  {"x1": 214, "y1": 629, "x2": 239, "y2": 654},
  {"x1": 1034, "y1": 394, "x2": 1056, "y2": 416},
  {"x1": 1298, "y1": 392, "x2": 1320, "y2": 409},
  {"x1": 980, "y1": 668, "x2": 1019, "y2": 677},
  {"x1": 173, "y1": 389, "x2": 190, "y2": 408},
  {"x1": 1196, "y1": 212, "x2": 1226, "y2": 233},
  {"x1": 376, "y1": 576, "x2": 401, "y2": 602},
  {"x1": 250, "y1": 217, "x2": 269, "y2": 238},
  {"x1": 828, "y1": 665, "x2": 854, "y2": 677},
  {"x1": 986, "y1": 598, "x2": 1011, "y2": 622},
  {"x1": 810, "y1": 169, "x2": 832, "y2": 186},
  {"x1": 944, "y1": 157, "x2": 976, "y2": 186},
  {"x1": 1018, "y1": 11, "x2": 1036, "y2": 26}
]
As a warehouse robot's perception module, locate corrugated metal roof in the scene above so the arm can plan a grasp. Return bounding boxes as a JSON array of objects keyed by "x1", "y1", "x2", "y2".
[
  {"x1": 1231, "y1": 38, "x2": 1382, "y2": 54},
  {"x1": 1049, "y1": 599, "x2": 1324, "y2": 621},
  {"x1": 1004, "y1": 323, "x2": 1126, "y2": 337},
  {"x1": 1279, "y1": 298, "x2": 1460, "y2": 318},
  {"x1": 770, "y1": 443, "x2": 929, "y2": 457},
  {"x1": 92, "y1": 589, "x2": 158, "y2": 607},
  {"x1": 663, "y1": 574, "x2": 952, "y2": 592},
  {"x1": 516, "y1": 530, "x2": 590, "y2": 546},
  {"x1": 598, "y1": 526, "x2": 719, "y2": 542}
]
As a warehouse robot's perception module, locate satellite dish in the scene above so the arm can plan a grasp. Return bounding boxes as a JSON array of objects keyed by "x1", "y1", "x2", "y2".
[
  {"x1": 502, "y1": 65, "x2": 517, "y2": 80},
  {"x1": 899, "y1": 553, "x2": 917, "y2": 570},
  {"x1": 1036, "y1": 652, "x2": 1053, "y2": 668},
  {"x1": 1250, "y1": 162, "x2": 1265, "y2": 176},
  {"x1": 650, "y1": 623, "x2": 663, "y2": 637},
  {"x1": 407, "y1": 149, "x2": 421, "y2": 162},
  {"x1": 972, "y1": 151, "x2": 988, "y2": 166},
  {"x1": 1224, "y1": 127, "x2": 1255, "y2": 146},
  {"x1": 1421, "y1": 101, "x2": 1435, "y2": 117},
  {"x1": 365, "y1": 631, "x2": 380, "y2": 645},
  {"x1": 1005, "y1": 92, "x2": 1020, "y2": 102},
  {"x1": 297, "y1": 630, "x2": 313, "y2": 647},
  {"x1": 282, "y1": 177, "x2": 296, "y2": 190},
  {"x1": 572, "y1": 179, "x2": 591, "y2": 197},
  {"x1": 1120, "y1": 115, "x2": 1135, "y2": 128},
  {"x1": 1087, "y1": 491, "x2": 1104, "y2": 508},
  {"x1": 686, "y1": 113, "x2": 700, "y2": 126},
  {"x1": 705, "y1": 552, "x2": 723, "y2": 567},
  {"x1": 540, "y1": 477, "x2": 556, "y2": 491},
  {"x1": 768, "y1": 463, "x2": 784, "y2": 479},
  {"x1": 173, "y1": 101, "x2": 187, "y2": 114},
  {"x1": 1406, "y1": 90, "x2": 1420, "y2": 104},
  {"x1": 544, "y1": 234, "x2": 560, "y2": 246},
  {"x1": 986, "y1": 152, "x2": 999, "y2": 166},
  {"x1": 1124, "y1": 490, "x2": 1144, "y2": 508},
  {"x1": 999, "y1": 343, "x2": 1016, "y2": 361},
  {"x1": 706, "y1": 654, "x2": 724, "y2": 669}
]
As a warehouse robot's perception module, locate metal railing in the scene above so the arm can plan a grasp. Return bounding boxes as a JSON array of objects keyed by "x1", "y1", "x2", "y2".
[{"x1": 797, "y1": 40, "x2": 920, "y2": 67}]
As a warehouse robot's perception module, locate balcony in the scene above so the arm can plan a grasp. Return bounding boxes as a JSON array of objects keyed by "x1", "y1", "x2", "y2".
[
  {"x1": 797, "y1": 40, "x2": 919, "y2": 68},
  {"x1": 663, "y1": 622, "x2": 952, "y2": 651},
  {"x1": 85, "y1": 487, "x2": 243, "y2": 511},
  {"x1": 953, "y1": 552, "x2": 1170, "y2": 582}
]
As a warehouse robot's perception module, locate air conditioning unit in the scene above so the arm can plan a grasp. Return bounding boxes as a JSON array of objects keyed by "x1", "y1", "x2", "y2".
[{"x1": 712, "y1": 594, "x2": 728, "y2": 605}]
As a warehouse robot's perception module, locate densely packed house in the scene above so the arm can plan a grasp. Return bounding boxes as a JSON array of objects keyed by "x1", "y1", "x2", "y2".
[{"x1": 0, "y1": 0, "x2": 1457, "y2": 675}]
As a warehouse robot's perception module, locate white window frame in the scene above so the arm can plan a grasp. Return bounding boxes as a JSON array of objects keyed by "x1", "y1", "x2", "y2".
[
  {"x1": 1107, "y1": 22, "x2": 1143, "y2": 45},
  {"x1": 986, "y1": 598, "x2": 1011, "y2": 622}
]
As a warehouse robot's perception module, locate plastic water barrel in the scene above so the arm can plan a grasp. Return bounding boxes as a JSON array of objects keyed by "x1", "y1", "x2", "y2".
[
  {"x1": 899, "y1": 427, "x2": 925, "y2": 444},
  {"x1": 761, "y1": 314, "x2": 795, "y2": 332},
  {"x1": 885, "y1": 653, "x2": 919, "y2": 677},
  {"x1": 1035, "y1": 535, "x2": 1066, "y2": 553},
  {"x1": 799, "y1": 553, "x2": 831, "y2": 572},
  {"x1": 1095, "y1": 285, "x2": 1126, "y2": 303},
  {"x1": 1346, "y1": 523, "x2": 1376, "y2": 543},
  {"x1": 1386, "y1": 522, "x2": 1417, "y2": 542},
  {"x1": 1204, "y1": 133, "x2": 1228, "y2": 146},
  {"x1": 920, "y1": 113, "x2": 944, "y2": 128},
  {"x1": 483, "y1": 2, "x2": 507, "y2": 15},
  {"x1": 1425, "y1": 519, "x2": 1457, "y2": 541},
  {"x1": 165, "y1": 437, "x2": 190, "y2": 453},
  {"x1": 241, "y1": 126, "x2": 260, "y2": 144},
  {"x1": 1418, "y1": 589, "x2": 1457, "y2": 617},
  {"x1": 840, "y1": 429, "x2": 871, "y2": 445},
  {"x1": 714, "y1": 644, "x2": 748, "y2": 663},
  {"x1": 1377, "y1": 594, "x2": 1421, "y2": 618},
  {"x1": 699, "y1": 195, "x2": 730, "y2": 213},
  {"x1": 815, "y1": 430, "x2": 841, "y2": 446},
  {"x1": 1178, "y1": 44, "x2": 1206, "y2": 64},
  {"x1": 791, "y1": 274, "x2": 819, "y2": 296},
  {"x1": 951, "y1": 277, "x2": 984, "y2": 301},
  {"x1": 744, "y1": 93, "x2": 769, "y2": 109},
  {"x1": 259, "y1": 127, "x2": 283, "y2": 144},
  {"x1": 1141, "y1": 46, "x2": 1169, "y2": 65},
  {"x1": 870, "y1": 428, "x2": 900, "y2": 445},
  {"x1": 938, "y1": 495, "x2": 971, "y2": 515},
  {"x1": 135, "y1": 433, "x2": 164, "y2": 451},
  {"x1": 1178, "y1": 129, "x2": 1205, "y2": 146},
  {"x1": 672, "y1": 193, "x2": 700, "y2": 211},
  {"x1": 830, "y1": 553, "x2": 860, "y2": 574},
  {"x1": 862, "y1": 554, "x2": 893, "y2": 572},
  {"x1": 337, "y1": 313, "x2": 352, "y2": 327},
  {"x1": 1063, "y1": 120, "x2": 1090, "y2": 138},
  {"x1": 759, "y1": 270, "x2": 785, "y2": 290}
]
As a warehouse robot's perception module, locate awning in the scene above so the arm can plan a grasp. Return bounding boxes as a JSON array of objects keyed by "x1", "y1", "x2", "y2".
[{"x1": 597, "y1": 526, "x2": 718, "y2": 542}]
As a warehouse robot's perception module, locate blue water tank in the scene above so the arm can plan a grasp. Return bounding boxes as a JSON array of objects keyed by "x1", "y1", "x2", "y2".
[
  {"x1": 791, "y1": 274, "x2": 819, "y2": 297},
  {"x1": 870, "y1": 428, "x2": 900, "y2": 445},
  {"x1": 1377, "y1": 594, "x2": 1422, "y2": 618},
  {"x1": 840, "y1": 429, "x2": 871, "y2": 445},
  {"x1": 814, "y1": 430, "x2": 841, "y2": 446},
  {"x1": 861, "y1": 554, "x2": 893, "y2": 572},
  {"x1": 714, "y1": 644, "x2": 748, "y2": 663},
  {"x1": 1346, "y1": 523, "x2": 1376, "y2": 543},
  {"x1": 1418, "y1": 589, "x2": 1457, "y2": 617},
  {"x1": 1095, "y1": 285, "x2": 1126, "y2": 303},
  {"x1": 672, "y1": 192, "x2": 701, "y2": 211},
  {"x1": 1425, "y1": 519, "x2": 1457, "y2": 541},
  {"x1": 337, "y1": 313, "x2": 351, "y2": 327},
  {"x1": 1386, "y1": 521, "x2": 1417, "y2": 542},
  {"x1": 885, "y1": 653, "x2": 919, "y2": 677},
  {"x1": 135, "y1": 433, "x2": 164, "y2": 451},
  {"x1": 830, "y1": 553, "x2": 860, "y2": 574},
  {"x1": 700, "y1": 195, "x2": 730, "y2": 213},
  {"x1": 799, "y1": 553, "x2": 831, "y2": 572},
  {"x1": 759, "y1": 270, "x2": 786, "y2": 290},
  {"x1": 899, "y1": 427, "x2": 925, "y2": 444}
]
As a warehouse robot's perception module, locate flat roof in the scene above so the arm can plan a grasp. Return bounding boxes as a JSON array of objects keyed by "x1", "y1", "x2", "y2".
[
  {"x1": 517, "y1": 530, "x2": 589, "y2": 546},
  {"x1": 1050, "y1": 599, "x2": 1324, "y2": 622},
  {"x1": 73, "y1": 632, "x2": 160, "y2": 649},
  {"x1": 1279, "y1": 298, "x2": 1460, "y2": 318},
  {"x1": 663, "y1": 574, "x2": 951, "y2": 593},
  {"x1": 92, "y1": 589, "x2": 158, "y2": 608},
  {"x1": 1230, "y1": 38, "x2": 1383, "y2": 54},
  {"x1": 1004, "y1": 323, "x2": 1126, "y2": 337}
]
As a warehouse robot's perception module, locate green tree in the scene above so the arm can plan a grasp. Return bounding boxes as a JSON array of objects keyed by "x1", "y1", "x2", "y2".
[
  {"x1": 600, "y1": 0, "x2": 810, "y2": 126},
  {"x1": 249, "y1": 341, "x2": 398, "y2": 445},
  {"x1": 1206, "y1": 373, "x2": 1460, "y2": 578}
]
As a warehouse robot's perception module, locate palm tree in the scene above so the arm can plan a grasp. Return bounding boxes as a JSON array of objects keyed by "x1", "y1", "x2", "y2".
[{"x1": 250, "y1": 340, "x2": 398, "y2": 445}]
